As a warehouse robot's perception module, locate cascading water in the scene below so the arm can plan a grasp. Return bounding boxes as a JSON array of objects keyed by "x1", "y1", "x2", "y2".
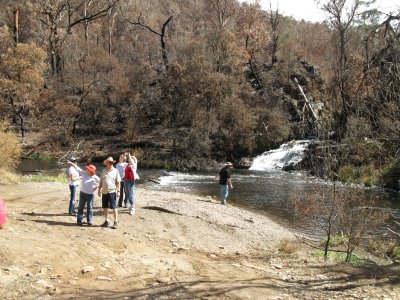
[{"x1": 250, "y1": 140, "x2": 312, "y2": 171}]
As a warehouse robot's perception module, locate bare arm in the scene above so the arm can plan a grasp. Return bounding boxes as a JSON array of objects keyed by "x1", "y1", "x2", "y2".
[
  {"x1": 98, "y1": 173, "x2": 103, "y2": 197},
  {"x1": 67, "y1": 160, "x2": 82, "y2": 178},
  {"x1": 228, "y1": 178, "x2": 233, "y2": 188},
  {"x1": 126, "y1": 152, "x2": 137, "y2": 164}
]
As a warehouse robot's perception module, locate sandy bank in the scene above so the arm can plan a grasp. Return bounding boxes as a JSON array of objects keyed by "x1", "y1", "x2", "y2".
[{"x1": 0, "y1": 182, "x2": 398, "y2": 299}]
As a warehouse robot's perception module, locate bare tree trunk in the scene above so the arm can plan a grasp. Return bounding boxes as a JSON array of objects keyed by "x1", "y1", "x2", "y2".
[
  {"x1": 248, "y1": 59, "x2": 262, "y2": 89},
  {"x1": 125, "y1": 15, "x2": 172, "y2": 71},
  {"x1": 14, "y1": 7, "x2": 19, "y2": 45},
  {"x1": 268, "y1": 5, "x2": 280, "y2": 65},
  {"x1": 107, "y1": 7, "x2": 118, "y2": 55}
]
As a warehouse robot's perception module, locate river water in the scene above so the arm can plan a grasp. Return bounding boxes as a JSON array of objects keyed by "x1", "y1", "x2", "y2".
[{"x1": 17, "y1": 159, "x2": 400, "y2": 237}]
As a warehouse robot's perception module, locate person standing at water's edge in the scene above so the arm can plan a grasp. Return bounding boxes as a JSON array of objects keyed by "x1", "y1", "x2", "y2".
[
  {"x1": 124, "y1": 152, "x2": 139, "y2": 215},
  {"x1": 98, "y1": 157, "x2": 121, "y2": 229},
  {"x1": 219, "y1": 162, "x2": 233, "y2": 205},
  {"x1": 68, "y1": 157, "x2": 80, "y2": 215},
  {"x1": 116, "y1": 153, "x2": 128, "y2": 208},
  {"x1": 67, "y1": 161, "x2": 100, "y2": 226}
]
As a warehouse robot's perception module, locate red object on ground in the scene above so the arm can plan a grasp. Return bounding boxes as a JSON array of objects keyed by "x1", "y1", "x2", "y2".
[{"x1": 0, "y1": 197, "x2": 7, "y2": 228}]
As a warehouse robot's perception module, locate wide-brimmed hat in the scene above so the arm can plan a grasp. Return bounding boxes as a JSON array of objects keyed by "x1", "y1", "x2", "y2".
[
  {"x1": 85, "y1": 165, "x2": 96, "y2": 174},
  {"x1": 225, "y1": 162, "x2": 233, "y2": 167},
  {"x1": 103, "y1": 157, "x2": 116, "y2": 165}
]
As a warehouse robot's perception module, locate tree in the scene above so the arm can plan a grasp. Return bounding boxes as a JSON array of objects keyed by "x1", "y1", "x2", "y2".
[
  {"x1": 125, "y1": 14, "x2": 173, "y2": 71},
  {"x1": 267, "y1": 4, "x2": 280, "y2": 65},
  {"x1": 204, "y1": 0, "x2": 238, "y2": 31},
  {"x1": 236, "y1": 2, "x2": 271, "y2": 89},
  {"x1": 37, "y1": 0, "x2": 120, "y2": 76},
  {"x1": 62, "y1": 46, "x2": 129, "y2": 134},
  {"x1": 0, "y1": 43, "x2": 47, "y2": 137},
  {"x1": 319, "y1": 0, "x2": 374, "y2": 140}
]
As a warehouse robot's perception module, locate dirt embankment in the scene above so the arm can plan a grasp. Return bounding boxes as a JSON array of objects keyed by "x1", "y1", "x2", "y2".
[{"x1": 0, "y1": 182, "x2": 399, "y2": 299}]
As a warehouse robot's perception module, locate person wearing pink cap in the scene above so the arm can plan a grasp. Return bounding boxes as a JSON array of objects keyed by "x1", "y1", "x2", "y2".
[{"x1": 67, "y1": 160, "x2": 100, "y2": 226}]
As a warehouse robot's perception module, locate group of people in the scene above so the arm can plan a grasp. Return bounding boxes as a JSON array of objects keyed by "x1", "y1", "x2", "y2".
[
  {"x1": 67, "y1": 152, "x2": 139, "y2": 229},
  {"x1": 68, "y1": 156, "x2": 233, "y2": 227}
]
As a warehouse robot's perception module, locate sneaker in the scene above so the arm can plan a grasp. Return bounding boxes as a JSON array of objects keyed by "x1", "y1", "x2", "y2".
[
  {"x1": 130, "y1": 208, "x2": 135, "y2": 215},
  {"x1": 101, "y1": 220, "x2": 109, "y2": 227},
  {"x1": 87, "y1": 223, "x2": 93, "y2": 226},
  {"x1": 111, "y1": 221, "x2": 118, "y2": 229}
]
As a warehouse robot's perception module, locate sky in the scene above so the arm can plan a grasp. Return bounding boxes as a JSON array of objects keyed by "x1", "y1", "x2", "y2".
[{"x1": 255, "y1": 0, "x2": 400, "y2": 22}]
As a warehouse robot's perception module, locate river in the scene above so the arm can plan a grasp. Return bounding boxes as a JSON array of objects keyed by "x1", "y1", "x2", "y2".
[{"x1": 17, "y1": 158, "x2": 400, "y2": 237}]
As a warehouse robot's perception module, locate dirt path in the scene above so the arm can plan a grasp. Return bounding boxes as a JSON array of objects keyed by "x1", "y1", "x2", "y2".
[{"x1": 0, "y1": 182, "x2": 399, "y2": 299}]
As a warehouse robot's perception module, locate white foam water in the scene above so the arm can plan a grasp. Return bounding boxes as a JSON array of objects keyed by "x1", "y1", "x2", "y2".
[{"x1": 250, "y1": 140, "x2": 311, "y2": 171}]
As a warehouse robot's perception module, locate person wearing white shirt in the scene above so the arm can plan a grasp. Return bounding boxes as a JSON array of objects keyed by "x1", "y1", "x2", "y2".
[
  {"x1": 68, "y1": 157, "x2": 80, "y2": 215},
  {"x1": 67, "y1": 161, "x2": 100, "y2": 226},
  {"x1": 98, "y1": 157, "x2": 121, "y2": 229},
  {"x1": 116, "y1": 153, "x2": 128, "y2": 208}
]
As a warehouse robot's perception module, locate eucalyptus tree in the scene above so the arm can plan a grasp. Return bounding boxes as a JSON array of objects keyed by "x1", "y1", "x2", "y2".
[
  {"x1": 37, "y1": 0, "x2": 120, "y2": 76},
  {"x1": 0, "y1": 43, "x2": 47, "y2": 137},
  {"x1": 318, "y1": 0, "x2": 375, "y2": 140},
  {"x1": 236, "y1": 2, "x2": 271, "y2": 90}
]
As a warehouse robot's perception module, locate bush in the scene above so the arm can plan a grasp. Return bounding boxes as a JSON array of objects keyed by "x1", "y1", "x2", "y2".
[
  {"x1": 277, "y1": 239, "x2": 299, "y2": 255},
  {"x1": 0, "y1": 122, "x2": 22, "y2": 170}
]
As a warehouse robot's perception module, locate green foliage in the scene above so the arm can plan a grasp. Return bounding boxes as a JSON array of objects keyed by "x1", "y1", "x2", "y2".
[
  {"x1": 26, "y1": 152, "x2": 55, "y2": 160},
  {"x1": 321, "y1": 234, "x2": 347, "y2": 247},
  {"x1": 20, "y1": 173, "x2": 68, "y2": 183},
  {"x1": 366, "y1": 239, "x2": 399, "y2": 259},
  {"x1": 338, "y1": 164, "x2": 379, "y2": 187},
  {"x1": 312, "y1": 250, "x2": 364, "y2": 266}
]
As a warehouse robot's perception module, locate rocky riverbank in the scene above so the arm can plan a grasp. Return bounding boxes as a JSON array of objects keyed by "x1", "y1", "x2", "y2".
[{"x1": 0, "y1": 182, "x2": 399, "y2": 299}]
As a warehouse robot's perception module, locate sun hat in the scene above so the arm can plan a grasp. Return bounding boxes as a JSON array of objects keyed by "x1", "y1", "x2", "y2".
[
  {"x1": 103, "y1": 157, "x2": 116, "y2": 165},
  {"x1": 225, "y1": 162, "x2": 233, "y2": 167},
  {"x1": 85, "y1": 165, "x2": 96, "y2": 175}
]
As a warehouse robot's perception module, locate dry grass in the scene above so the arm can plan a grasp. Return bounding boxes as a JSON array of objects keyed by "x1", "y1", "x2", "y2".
[
  {"x1": 278, "y1": 239, "x2": 300, "y2": 255},
  {"x1": 0, "y1": 122, "x2": 22, "y2": 170},
  {"x1": 0, "y1": 168, "x2": 19, "y2": 184}
]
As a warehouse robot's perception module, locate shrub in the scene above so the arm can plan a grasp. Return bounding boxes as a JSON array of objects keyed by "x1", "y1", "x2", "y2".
[
  {"x1": 278, "y1": 239, "x2": 299, "y2": 255},
  {"x1": 0, "y1": 122, "x2": 22, "y2": 170}
]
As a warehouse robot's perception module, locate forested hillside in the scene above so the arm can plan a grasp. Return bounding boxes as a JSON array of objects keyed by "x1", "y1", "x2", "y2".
[{"x1": 0, "y1": 0, "x2": 399, "y2": 183}]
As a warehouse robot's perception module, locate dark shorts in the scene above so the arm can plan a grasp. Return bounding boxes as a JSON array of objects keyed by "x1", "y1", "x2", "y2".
[{"x1": 102, "y1": 193, "x2": 117, "y2": 209}]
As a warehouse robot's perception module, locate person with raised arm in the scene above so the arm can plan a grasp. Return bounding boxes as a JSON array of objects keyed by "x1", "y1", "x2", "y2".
[
  {"x1": 67, "y1": 160, "x2": 100, "y2": 226},
  {"x1": 124, "y1": 152, "x2": 139, "y2": 215}
]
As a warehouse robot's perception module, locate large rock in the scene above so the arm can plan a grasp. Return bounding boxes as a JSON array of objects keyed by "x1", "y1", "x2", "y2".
[
  {"x1": 382, "y1": 160, "x2": 400, "y2": 190},
  {"x1": 236, "y1": 157, "x2": 253, "y2": 169}
]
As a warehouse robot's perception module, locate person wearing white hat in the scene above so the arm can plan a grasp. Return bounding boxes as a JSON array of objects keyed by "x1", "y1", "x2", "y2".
[
  {"x1": 67, "y1": 157, "x2": 80, "y2": 215},
  {"x1": 218, "y1": 162, "x2": 233, "y2": 205},
  {"x1": 98, "y1": 157, "x2": 121, "y2": 229}
]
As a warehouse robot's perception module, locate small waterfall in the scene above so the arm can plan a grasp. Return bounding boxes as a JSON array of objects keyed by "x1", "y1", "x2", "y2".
[{"x1": 250, "y1": 140, "x2": 312, "y2": 171}]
